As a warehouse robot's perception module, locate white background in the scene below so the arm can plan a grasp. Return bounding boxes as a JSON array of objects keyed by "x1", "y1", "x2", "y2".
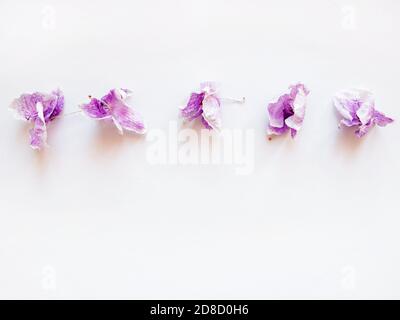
[{"x1": 0, "y1": 0, "x2": 399, "y2": 299}]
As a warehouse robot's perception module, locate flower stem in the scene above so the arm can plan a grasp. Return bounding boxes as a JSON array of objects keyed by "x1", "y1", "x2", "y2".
[
  {"x1": 63, "y1": 110, "x2": 82, "y2": 117},
  {"x1": 222, "y1": 97, "x2": 246, "y2": 104}
]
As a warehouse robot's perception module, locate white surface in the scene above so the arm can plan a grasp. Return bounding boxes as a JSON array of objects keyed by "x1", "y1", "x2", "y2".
[{"x1": 0, "y1": 0, "x2": 399, "y2": 299}]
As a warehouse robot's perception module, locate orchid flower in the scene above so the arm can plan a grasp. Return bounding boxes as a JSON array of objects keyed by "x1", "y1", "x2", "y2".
[
  {"x1": 267, "y1": 84, "x2": 309, "y2": 138},
  {"x1": 80, "y1": 88, "x2": 146, "y2": 135},
  {"x1": 181, "y1": 82, "x2": 227, "y2": 130},
  {"x1": 10, "y1": 89, "x2": 64, "y2": 149},
  {"x1": 333, "y1": 88, "x2": 393, "y2": 137}
]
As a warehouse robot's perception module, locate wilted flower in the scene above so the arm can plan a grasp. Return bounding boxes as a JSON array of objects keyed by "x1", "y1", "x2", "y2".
[
  {"x1": 267, "y1": 84, "x2": 309, "y2": 138},
  {"x1": 181, "y1": 82, "x2": 222, "y2": 130},
  {"x1": 10, "y1": 89, "x2": 64, "y2": 149},
  {"x1": 333, "y1": 88, "x2": 393, "y2": 137},
  {"x1": 80, "y1": 88, "x2": 146, "y2": 135}
]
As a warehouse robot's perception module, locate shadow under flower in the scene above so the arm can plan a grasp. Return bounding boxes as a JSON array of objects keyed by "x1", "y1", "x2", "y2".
[
  {"x1": 90, "y1": 120, "x2": 146, "y2": 157},
  {"x1": 265, "y1": 132, "x2": 297, "y2": 153},
  {"x1": 331, "y1": 103, "x2": 365, "y2": 156},
  {"x1": 335, "y1": 126, "x2": 365, "y2": 156},
  {"x1": 33, "y1": 146, "x2": 52, "y2": 173},
  {"x1": 179, "y1": 117, "x2": 206, "y2": 131}
]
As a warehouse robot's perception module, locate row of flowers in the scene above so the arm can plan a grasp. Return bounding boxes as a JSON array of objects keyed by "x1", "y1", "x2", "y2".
[{"x1": 10, "y1": 82, "x2": 393, "y2": 150}]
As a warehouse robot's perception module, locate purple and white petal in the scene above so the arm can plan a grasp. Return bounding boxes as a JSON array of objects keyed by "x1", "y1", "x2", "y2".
[
  {"x1": 111, "y1": 101, "x2": 146, "y2": 135},
  {"x1": 83, "y1": 88, "x2": 146, "y2": 134},
  {"x1": 290, "y1": 84, "x2": 308, "y2": 120},
  {"x1": 80, "y1": 98, "x2": 111, "y2": 119},
  {"x1": 333, "y1": 93, "x2": 356, "y2": 122},
  {"x1": 181, "y1": 92, "x2": 205, "y2": 121},
  {"x1": 267, "y1": 124, "x2": 289, "y2": 136},
  {"x1": 43, "y1": 89, "x2": 64, "y2": 121},
  {"x1": 267, "y1": 95, "x2": 288, "y2": 129},
  {"x1": 10, "y1": 93, "x2": 42, "y2": 121},
  {"x1": 201, "y1": 95, "x2": 222, "y2": 130},
  {"x1": 284, "y1": 85, "x2": 308, "y2": 134},
  {"x1": 109, "y1": 89, "x2": 146, "y2": 134},
  {"x1": 29, "y1": 102, "x2": 48, "y2": 150},
  {"x1": 10, "y1": 89, "x2": 64, "y2": 149},
  {"x1": 180, "y1": 82, "x2": 222, "y2": 130},
  {"x1": 285, "y1": 115, "x2": 303, "y2": 134},
  {"x1": 340, "y1": 118, "x2": 360, "y2": 127},
  {"x1": 355, "y1": 90, "x2": 375, "y2": 125},
  {"x1": 200, "y1": 82, "x2": 219, "y2": 96},
  {"x1": 334, "y1": 88, "x2": 393, "y2": 137},
  {"x1": 372, "y1": 110, "x2": 394, "y2": 127},
  {"x1": 355, "y1": 121, "x2": 374, "y2": 138},
  {"x1": 267, "y1": 83, "x2": 309, "y2": 137}
]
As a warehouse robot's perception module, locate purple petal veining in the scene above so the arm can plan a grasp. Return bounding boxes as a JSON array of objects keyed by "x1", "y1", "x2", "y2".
[
  {"x1": 181, "y1": 82, "x2": 221, "y2": 130},
  {"x1": 267, "y1": 83, "x2": 309, "y2": 138},
  {"x1": 333, "y1": 89, "x2": 393, "y2": 137},
  {"x1": 29, "y1": 102, "x2": 47, "y2": 150},
  {"x1": 80, "y1": 88, "x2": 146, "y2": 135},
  {"x1": 181, "y1": 92, "x2": 205, "y2": 121},
  {"x1": 80, "y1": 97, "x2": 111, "y2": 119},
  {"x1": 10, "y1": 89, "x2": 64, "y2": 149}
]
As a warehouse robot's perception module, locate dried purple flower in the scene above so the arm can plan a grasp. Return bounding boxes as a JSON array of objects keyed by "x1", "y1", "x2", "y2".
[
  {"x1": 333, "y1": 89, "x2": 394, "y2": 137},
  {"x1": 181, "y1": 82, "x2": 222, "y2": 130},
  {"x1": 10, "y1": 89, "x2": 64, "y2": 149},
  {"x1": 267, "y1": 84, "x2": 309, "y2": 138},
  {"x1": 80, "y1": 88, "x2": 146, "y2": 135}
]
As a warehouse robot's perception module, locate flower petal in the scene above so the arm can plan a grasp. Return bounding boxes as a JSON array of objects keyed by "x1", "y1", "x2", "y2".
[
  {"x1": 373, "y1": 110, "x2": 394, "y2": 127},
  {"x1": 267, "y1": 84, "x2": 309, "y2": 137},
  {"x1": 10, "y1": 90, "x2": 63, "y2": 149},
  {"x1": 333, "y1": 91, "x2": 357, "y2": 121},
  {"x1": 267, "y1": 94, "x2": 289, "y2": 129},
  {"x1": 284, "y1": 84, "x2": 308, "y2": 133},
  {"x1": 356, "y1": 98, "x2": 374, "y2": 126},
  {"x1": 108, "y1": 89, "x2": 146, "y2": 134},
  {"x1": 111, "y1": 104, "x2": 146, "y2": 134},
  {"x1": 80, "y1": 89, "x2": 146, "y2": 134},
  {"x1": 340, "y1": 118, "x2": 360, "y2": 127},
  {"x1": 200, "y1": 116, "x2": 213, "y2": 129},
  {"x1": 43, "y1": 89, "x2": 64, "y2": 121},
  {"x1": 80, "y1": 98, "x2": 111, "y2": 119},
  {"x1": 285, "y1": 115, "x2": 303, "y2": 132},
  {"x1": 267, "y1": 124, "x2": 289, "y2": 136},
  {"x1": 201, "y1": 95, "x2": 222, "y2": 130},
  {"x1": 290, "y1": 84, "x2": 307, "y2": 120},
  {"x1": 355, "y1": 121, "x2": 374, "y2": 138},
  {"x1": 11, "y1": 90, "x2": 65, "y2": 123},
  {"x1": 10, "y1": 93, "x2": 41, "y2": 121},
  {"x1": 200, "y1": 82, "x2": 219, "y2": 96},
  {"x1": 181, "y1": 92, "x2": 205, "y2": 121},
  {"x1": 29, "y1": 102, "x2": 47, "y2": 150},
  {"x1": 334, "y1": 88, "x2": 393, "y2": 137}
]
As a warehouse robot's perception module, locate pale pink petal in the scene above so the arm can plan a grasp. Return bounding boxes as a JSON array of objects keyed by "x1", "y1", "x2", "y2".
[
  {"x1": 373, "y1": 110, "x2": 394, "y2": 127},
  {"x1": 200, "y1": 82, "x2": 219, "y2": 96},
  {"x1": 201, "y1": 95, "x2": 222, "y2": 130},
  {"x1": 111, "y1": 100, "x2": 146, "y2": 135},
  {"x1": 29, "y1": 102, "x2": 47, "y2": 150},
  {"x1": 334, "y1": 88, "x2": 394, "y2": 137}
]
